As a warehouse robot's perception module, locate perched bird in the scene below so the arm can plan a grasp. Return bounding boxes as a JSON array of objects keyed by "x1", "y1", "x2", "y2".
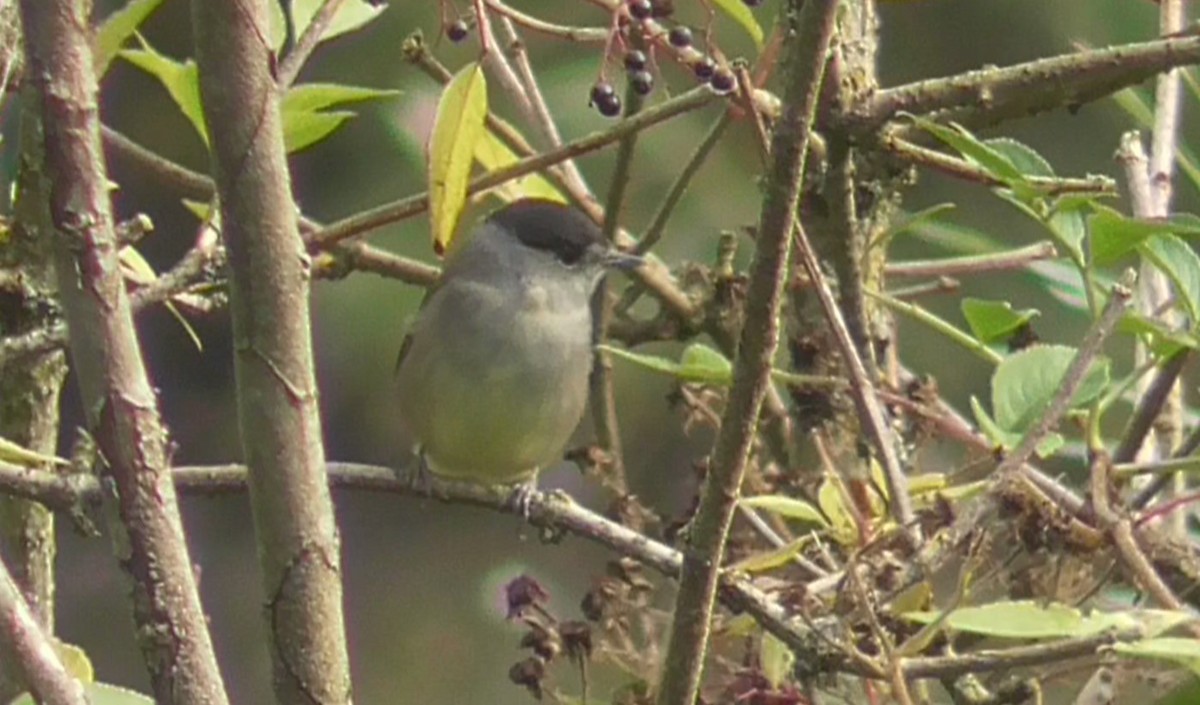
[{"x1": 395, "y1": 199, "x2": 642, "y2": 498}]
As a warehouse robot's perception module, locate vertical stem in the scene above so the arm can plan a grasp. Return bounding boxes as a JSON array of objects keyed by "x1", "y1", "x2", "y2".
[
  {"x1": 18, "y1": 0, "x2": 229, "y2": 702},
  {"x1": 191, "y1": 1, "x2": 353, "y2": 703},
  {"x1": 654, "y1": 2, "x2": 840, "y2": 704},
  {"x1": 0, "y1": 559, "x2": 85, "y2": 705},
  {"x1": 0, "y1": 86, "x2": 68, "y2": 702}
]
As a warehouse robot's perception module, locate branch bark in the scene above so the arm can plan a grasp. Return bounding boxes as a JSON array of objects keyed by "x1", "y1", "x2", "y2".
[
  {"x1": 0, "y1": 560, "x2": 85, "y2": 705},
  {"x1": 191, "y1": 1, "x2": 353, "y2": 703},
  {"x1": 17, "y1": 0, "x2": 229, "y2": 702},
  {"x1": 655, "y1": 2, "x2": 840, "y2": 703}
]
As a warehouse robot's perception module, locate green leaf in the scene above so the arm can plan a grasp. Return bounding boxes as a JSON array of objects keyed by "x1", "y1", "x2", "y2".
[
  {"x1": 730, "y1": 538, "x2": 810, "y2": 573},
  {"x1": 281, "y1": 83, "x2": 399, "y2": 153},
  {"x1": 970, "y1": 396, "x2": 1063, "y2": 456},
  {"x1": 1090, "y1": 206, "x2": 1183, "y2": 266},
  {"x1": 961, "y1": 298, "x2": 1040, "y2": 344},
  {"x1": 760, "y1": 632, "x2": 794, "y2": 689},
  {"x1": 904, "y1": 601, "x2": 1182, "y2": 640},
  {"x1": 95, "y1": 0, "x2": 167, "y2": 78},
  {"x1": 679, "y1": 343, "x2": 733, "y2": 384},
  {"x1": 991, "y1": 344, "x2": 1110, "y2": 433},
  {"x1": 1140, "y1": 233, "x2": 1200, "y2": 322},
  {"x1": 429, "y1": 62, "x2": 488, "y2": 252},
  {"x1": 268, "y1": 0, "x2": 386, "y2": 50},
  {"x1": 740, "y1": 495, "x2": 828, "y2": 526},
  {"x1": 8, "y1": 682, "x2": 155, "y2": 705},
  {"x1": 907, "y1": 116, "x2": 1024, "y2": 183},
  {"x1": 711, "y1": 0, "x2": 764, "y2": 49},
  {"x1": 1118, "y1": 313, "x2": 1200, "y2": 358},
  {"x1": 877, "y1": 203, "x2": 957, "y2": 243},
  {"x1": 817, "y1": 478, "x2": 858, "y2": 544},
  {"x1": 1116, "y1": 638, "x2": 1200, "y2": 680},
  {"x1": 597, "y1": 345, "x2": 681, "y2": 377},
  {"x1": 0, "y1": 436, "x2": 68, "y2": 468},
  {"x1": 983, "y1": 138, "x2": 1055, "y2": 178},
  {"x1": 120, "y1": 36, "x2": 207, "y2": 145},
  {"x1": 1044, "y1": 195, "x2": 1092, "y2": 264},
  {"x1": 473, "y1": 131, "x2": 566, "y2": 204}
]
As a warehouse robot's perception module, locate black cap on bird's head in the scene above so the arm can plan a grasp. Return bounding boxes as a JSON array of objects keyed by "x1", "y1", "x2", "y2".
[{"x1": 487, "y1": 199, "x2": 642, "y2": 271}]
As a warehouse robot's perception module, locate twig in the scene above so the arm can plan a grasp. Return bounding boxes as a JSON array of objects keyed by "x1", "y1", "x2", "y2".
[
  {"x1": 19, "y1": 0, "x2": 230, "y2": 700},
  {"x1": 192, "y1": 1, "x2": 352, "y2": 702},
  {"x1": 495, "y1": 15, "x2": 592, "y2": 196},
  {"x1": 993, "y1": 274, "x2": 1135, "y2": 478},
  {"x1": 635, "y1": 111, "x2": 731, "y2": 255},
  {"x1": 655, "y1": 3, "x2": 840, "y2": 705},
  {"x1": 275, "y1": 0, "x2": 345, "y2": 88},
  {"x1": 309, "y1": 86, "x2": 716, "y2": 248},
  {"x1": 1115, "y1": 455, "x2": 1200, "y2": 478},
  {"x1": 885, "y1": 242, "x2": 1058, "y2": 278},
  {"x1": 901, "y1": 628, "x2": 1142, "y2": 680},
  {"x1": 1132, "y1": 419, "x2": 1200, "y2": 509},
  {"x1": 484, "y1": 0, "x2": 608, "y2": 42},
  {"x1": 1112, "y1": 350, "x2": 1189, "y2": 464},
  {"x1": 856, "y1": 34, "x2": 1200, "y2": 131},
  {"x1": 1089, "y1": 452, "x2": 1186, "y2": 610},
  {"x1": 0, "y1": 561, "x2": 86, "y2": 705},
  {"x1": 589, "y1": 80, "x2": 646, "y2": 494},
  {"x1": 883, "y1": 136, "x2": 1117, "y2": 196}
]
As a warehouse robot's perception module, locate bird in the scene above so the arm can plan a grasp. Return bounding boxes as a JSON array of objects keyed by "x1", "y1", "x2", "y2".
[{"x1": 395, "y1": 198, "x2": 642, "y2": 501}]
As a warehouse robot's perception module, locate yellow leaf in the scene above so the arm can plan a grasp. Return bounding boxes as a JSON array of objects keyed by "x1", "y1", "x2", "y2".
[
  {"x1": 473, "y1": 131, "x2": 565, "y2": 205},
  {"x1": 428, "y1": 62, "x2": 488, "y2": 253},
  {"x1": 817, "y1": 477, "x2": 858, "y2": 545},
  {"x1": 0, "y1": 435, "x2": 68, "y2": 468}
]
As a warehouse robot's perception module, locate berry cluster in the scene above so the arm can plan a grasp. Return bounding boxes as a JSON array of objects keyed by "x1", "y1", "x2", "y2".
[{"x1": 588, "y1": 0, "x2": 739, "y2": 118}]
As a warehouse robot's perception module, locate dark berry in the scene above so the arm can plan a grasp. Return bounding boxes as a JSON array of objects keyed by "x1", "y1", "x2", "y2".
[
  {"x1": 691, "y1": 56, "x2": 716, "y2": 82},
  {"x1": 651, "y1": 0, "x2": 675, "y2": 17},
  {"x1": 589, "y1": 81, "x2": 616, "y2": 106},
  {"x1": 596, "y1": 92, "x2": 622, "y2": 117},
  {"x1": 446, "y1": 20, "x2": 469, "y2": 43},
  {"x1": 710, "y1": 67, "x2": 735, "y2": 94},
  {"x1": 743, "y1": 0, "x2": 764, "y2": 6},
  {"x1": 629, "y1": 70, "x2": 654, "y2": 96},
  {"x1": 668, "y1": 25, "x2": 693, "y2": 48},
  {"x1": 624, "y1": 49, "x2": 648, "y2": 72},
  {"x1": 628, "y1": 0, "x2": 653, "y2": 20}
]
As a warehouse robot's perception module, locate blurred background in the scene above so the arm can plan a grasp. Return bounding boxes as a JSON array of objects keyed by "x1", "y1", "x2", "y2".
[{"x1": 4, "y1": 0, "x2": 1193, "y2": 702}]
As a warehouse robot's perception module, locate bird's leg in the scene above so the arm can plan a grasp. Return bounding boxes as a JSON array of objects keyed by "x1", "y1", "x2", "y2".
[
  {"x1": 404, "y1": 448, "x2": 437, "y2": 497},
  {"x1": 505, "y1": 475, "x2": 541, "y2": 519}
]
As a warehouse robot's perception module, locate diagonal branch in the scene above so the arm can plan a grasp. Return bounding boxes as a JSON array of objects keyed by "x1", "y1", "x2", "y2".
[
  {"x1": 17, "y1": 0, "x2": 230, "y2": 701},
  {"x1": 654, "y1": 2, "x2": 841, "y2": 704},
  {"x1": 854, "y1": 34, "x2": 1200, "y2": 132}
]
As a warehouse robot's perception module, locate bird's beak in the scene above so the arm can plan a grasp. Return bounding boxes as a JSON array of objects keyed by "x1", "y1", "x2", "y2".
[{"x1": 600, "y1": 249, "x2": 644, "y2": 272}]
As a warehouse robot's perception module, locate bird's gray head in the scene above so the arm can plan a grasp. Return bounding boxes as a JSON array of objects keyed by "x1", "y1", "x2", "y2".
[{"x1": 447, "y1": 199, "x2": 642, "y2": 294}]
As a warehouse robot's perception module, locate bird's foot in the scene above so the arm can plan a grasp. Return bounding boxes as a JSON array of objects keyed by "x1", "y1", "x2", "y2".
[
  {"x1": 505, "y1": 477, "x2": 541, "y2": 519},
  {"x1": 406, "y1": 451, "x2": 437, "y2": 497}
]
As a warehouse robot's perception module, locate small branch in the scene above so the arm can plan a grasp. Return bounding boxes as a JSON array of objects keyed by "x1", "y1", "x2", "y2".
[
  {"x1": 589, "y1": 81, "x2": 646, "y2": 494},
  {"x1": 309, "y1": 86, "x2": 716, "y2": 248},
  {"x1": 0, "y1": 561, "x2": 86, "y2": 705},
  {"x1": 275, "y1": 0, "x2": 345, "y2": 88},
  {"x1": 1150, "y1": 0, "x2": 1187, "y2": 215},
  {"x1": 19, "y1": 0, "x2": 229, "y2": 700},
  {"x1": 1112, "y1": 350, "x2": 1189, "y2": 464},
  {"x1": 856, "y1": 34, "x2": 1200, "y2": 131},
  {"x1": 1089, "y1": 452, "x2": 1186, "y2": 610},
  {"x1": 901, "y1": 628, "x2": 1142, "y2": 680},
  {"x1": 655, "y1": 3, "x2": 840, "y2": 704},
  {"x1": 192, "y1": 0, "x2": 352, "y2": 701},
  {"x1": 636, "y1": 111, "x2": 731, "y2": 255},
  {"x1": 484, "y1": 0, "x2": 608, "y2": 42},
  {"x1": 994, "y1": 274, "x2": 1135, "y2": 478},
  {"x1": 885, "y1": 242, "x2": 1058, "y2": 279},
  {"x1": 883, "y1": 136, "x2": 1117, "y2": 196}
]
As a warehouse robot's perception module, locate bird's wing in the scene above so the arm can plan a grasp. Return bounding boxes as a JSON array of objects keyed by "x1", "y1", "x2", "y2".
[{"x1": 394, "y1": 282, "x2": 440, "y2": 376}]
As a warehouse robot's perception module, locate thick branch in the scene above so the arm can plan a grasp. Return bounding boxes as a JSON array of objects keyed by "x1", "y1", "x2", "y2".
[
  {"x1": 655, "y1": 2, "x2": 840, "y2": 704},
  {"x1": 855, "y1": 34, "x2": 1200, "y2": 131},
  {"x1": 17, "y1": 0, "x2": 229, "y2": 702},
  {"x1": 191, "y1": 1, "x2": 352, "y2": 703}
]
